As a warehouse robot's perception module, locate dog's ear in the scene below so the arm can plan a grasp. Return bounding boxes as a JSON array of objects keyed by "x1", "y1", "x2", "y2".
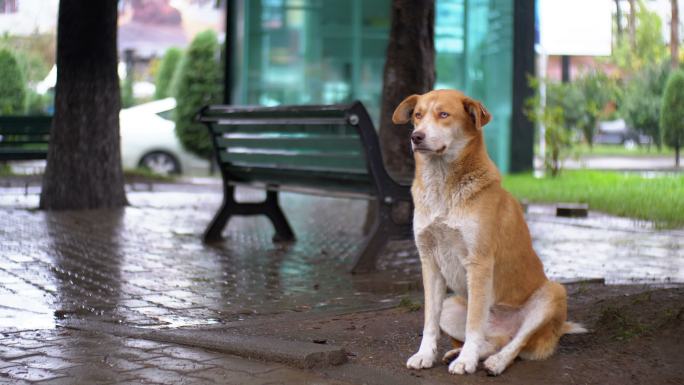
[
  {"x1": 392, "y1": 94, "x2": 420, "y2": 124},
  {"x1": 463, "y1": 98, "x2": 491, "y2": 130}
]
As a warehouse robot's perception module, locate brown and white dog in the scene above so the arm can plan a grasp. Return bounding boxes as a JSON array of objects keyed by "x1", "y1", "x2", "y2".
[{"x1": 395, "y1": 90, "x2": 585, "y2": 376}]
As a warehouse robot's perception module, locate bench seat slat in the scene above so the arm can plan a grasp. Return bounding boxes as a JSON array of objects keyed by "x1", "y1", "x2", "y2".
[
  {"x1": 220, "y1": 151, "x2": 367, "y2": 173},
  {"x1": 216, "y1": 136, "x2": 363, "y2": 153},
  {"x1": 0, "y1": 129, "x2": 51, "y2": 135},
  {"x1": 225, "y1": 166, "x2": 375, "y2": 196},
  {"x1": 203, "y1": 104, "x2": 350, "y2": 118},
  {"x1": 0, "y1": 116, "x2": 52, "y2": 135},
  {"x1": 0, "y1": 140, "x2": 49, "y2": 146},
  {"x1": 0, "y1": 148, "x2": 48, "y2": 160},
  {"x1": 211, "y1": 124, "x2": 358, "y2": 136},
  {"x1": 203, "y1": 117, "x2": 349, "y2": 126}
]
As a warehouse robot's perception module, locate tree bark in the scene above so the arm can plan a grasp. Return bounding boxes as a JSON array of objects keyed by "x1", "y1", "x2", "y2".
[
  {"x1": 628, "y1": 0, "x2": 637, "y2": 50},
  {"x1": 615, "y1": 0, "x2": 623, "y2": 43},
  {"x1": 363, "y1": 0, "x2": 435, "y2": 235},
  {"x1": 40, "y1": 0, "x2": 127, "y2": 210},
  {"x1": 672, "y1": 0, "x2": 680, "y2": 69},
  {"x1": 378, "y1": 0, "x2": 435, "y2": 178}
]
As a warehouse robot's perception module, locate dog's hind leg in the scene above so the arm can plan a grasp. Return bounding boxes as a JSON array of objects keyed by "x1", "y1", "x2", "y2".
[
  {"x1": 439, "y1": 296, "x2": 466, "y2": 363},
  {"x1": 439, "y1": 296, "x2": 467, "y2": 340},
  {"x1": 483, "y1": 281, "x2": 567, "y2": 376},
  {"x1": 440, "y1": 295, "x2": 508, "y2": 364}
]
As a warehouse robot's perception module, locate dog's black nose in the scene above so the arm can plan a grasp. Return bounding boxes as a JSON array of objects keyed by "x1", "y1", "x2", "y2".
[{"x1": 411, "y1": 131, "x2": 425, "y2": 145}]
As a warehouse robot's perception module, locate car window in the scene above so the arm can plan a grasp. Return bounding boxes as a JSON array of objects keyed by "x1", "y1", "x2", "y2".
[{"x1": 156, "y1": 108, "x2": 175, "y2": 121}]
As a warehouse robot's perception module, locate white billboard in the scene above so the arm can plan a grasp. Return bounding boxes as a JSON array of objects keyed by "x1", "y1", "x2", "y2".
[{"x1": 539, "y1": 0, "x2": 613, "y2": 56}]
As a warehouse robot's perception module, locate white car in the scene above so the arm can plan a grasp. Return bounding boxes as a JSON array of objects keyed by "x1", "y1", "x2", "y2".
[{"x1": 120, "y1": 98, "x2": 209, "y2": 175}]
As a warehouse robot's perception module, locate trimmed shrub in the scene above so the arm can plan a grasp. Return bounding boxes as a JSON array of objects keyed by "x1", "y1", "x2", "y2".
[
  {"x1": 154, "y1": 47, "x2": 183, "y2": 99},
  {"x1": 121, "y1": 76, "x2": 135, "y2": 108},
  {"x1": 621, "y1": 61, "x2": 671, "y2": 148},
  {"x1": 172, "y1": 30, "x2": 221, "y2": 159},
  {"x1": 0, "y1": 49, "x2": 27, "y2": 114},
  {"x1": 660, "y1": 70, "x2": 684, "y2": 166}
]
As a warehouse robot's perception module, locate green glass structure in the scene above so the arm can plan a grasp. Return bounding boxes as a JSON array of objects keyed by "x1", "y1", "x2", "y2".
[{"x1": 228, "y1": 0, "x2": 532, "y2": 173}]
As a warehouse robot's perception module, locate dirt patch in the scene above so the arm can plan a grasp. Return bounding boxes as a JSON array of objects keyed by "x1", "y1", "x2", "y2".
[{"x1": 229, "y1": 283, "x2": 684, "y2": 385}]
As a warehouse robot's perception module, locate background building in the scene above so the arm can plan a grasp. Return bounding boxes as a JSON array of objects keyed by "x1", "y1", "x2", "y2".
[{"x1": 0, "y1": 0, "x2": 58, "y2": 36}]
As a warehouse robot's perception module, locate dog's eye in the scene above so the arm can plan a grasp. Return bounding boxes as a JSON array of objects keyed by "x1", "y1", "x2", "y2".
[
  {"x1": 414, "y1": 112, "x2": 422, "y2": 119},
  {"x1": 439, "y1": 112, "x2": 449, "y2": 119}
]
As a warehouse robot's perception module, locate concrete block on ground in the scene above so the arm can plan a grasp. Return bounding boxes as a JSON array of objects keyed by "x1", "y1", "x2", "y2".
[
  {"x1": 60, "y1": 319, "x2": 347, "y2": 369},
  {"x1": 556, "y1": 203, "x2": 589, "y2": 218}
]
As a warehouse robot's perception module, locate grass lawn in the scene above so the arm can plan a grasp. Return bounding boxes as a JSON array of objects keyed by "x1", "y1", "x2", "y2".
[{"x1": 502, "y1": 171, "x2": 684, "y2": 228}]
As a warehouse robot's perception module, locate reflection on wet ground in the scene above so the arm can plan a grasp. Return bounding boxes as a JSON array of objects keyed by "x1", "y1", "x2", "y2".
[{"x1": 0, "y1": 183, "x2": 682, "y2": 332}]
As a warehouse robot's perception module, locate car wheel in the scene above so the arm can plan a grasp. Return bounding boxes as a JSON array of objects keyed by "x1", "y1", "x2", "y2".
[{"x1": 139, "y1": 151, "x2": 181, "y2": 175}]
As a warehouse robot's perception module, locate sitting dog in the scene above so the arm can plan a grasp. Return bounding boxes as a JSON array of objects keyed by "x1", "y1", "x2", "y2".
[{"x1": 395, "y1": 90, "x2": 585, "y2": 376}]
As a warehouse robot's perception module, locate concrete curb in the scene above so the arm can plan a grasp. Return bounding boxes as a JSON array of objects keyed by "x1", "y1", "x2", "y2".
[{"x1": 60, "y1": 319, "x2": 347, "y2": 369}]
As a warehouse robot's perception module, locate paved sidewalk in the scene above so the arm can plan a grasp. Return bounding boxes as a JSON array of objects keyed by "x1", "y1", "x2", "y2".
[{"x1": 1, "y1": 181, "x2": 682, "y2": 383}]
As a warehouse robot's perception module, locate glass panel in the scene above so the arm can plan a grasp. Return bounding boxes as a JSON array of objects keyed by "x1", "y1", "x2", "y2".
[
  {"x1": 435, "y1": 0, "x2": 513, "y2": 173},
  {"x1": 435, "y1": 0, "x2": 466, "y2": 89},
  {"x1": 234, "y1": 0, "x2": 390, "y2": 124}
]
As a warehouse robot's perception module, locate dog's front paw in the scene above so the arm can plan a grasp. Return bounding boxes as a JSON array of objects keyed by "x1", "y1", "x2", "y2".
[
  {"x1": 483, "y1": 353, "x2": 510, "y2": 376},
  {"x1": 448, "y1": 350, "x2": 478, "y2": 374},
  {"x1": 406, "y1": 351, "x2": 436, "y2": 369}
]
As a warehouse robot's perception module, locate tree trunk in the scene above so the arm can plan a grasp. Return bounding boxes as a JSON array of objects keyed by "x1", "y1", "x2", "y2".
[
  {"x1": 672, "y1": 0, "x2": 680, "y2": 69},
  {"x1": 615, "y1": 0, "x2": 623, "y2": 43},
  {"x1": 363, "y1": 0, "x2": 435, "y2": 235},
  {"x1": 378, "y1": 0, "x2": 436, "y2": 178},
  {"x1": 628, "y1": 0, "x2": 637, "y2": 50},
  {"x1": 676, "y1": 145, "x2": 680, "y2": 168},
  {"x1": 40, "y1": 0, "x2": 127, "y2": 210}
]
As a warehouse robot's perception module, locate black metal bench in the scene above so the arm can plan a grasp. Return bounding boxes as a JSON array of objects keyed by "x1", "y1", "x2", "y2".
[
  {"x1": 0, "y1": 116, "x2": 52, "y2": 161},
  {"x1": 196, "y1": 101, "x2": 412, "y2": 273}
]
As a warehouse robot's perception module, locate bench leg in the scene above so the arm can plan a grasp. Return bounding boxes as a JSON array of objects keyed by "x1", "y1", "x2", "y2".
[
  {"x1": 264, "y1": 190, "x2": 295, "y2": 242},
  {"x1": 203, "y1": 186, "x2": 295, "y2": 243},
  {"x1": 351, "y1": 203, "x2": 393, "y2": 273},
  {"x1": 351, "y1": 222, "x2": 389, "y2": 273},
  {"x1": 203, "y1": 186, "x2": 235, "y2": 243}
]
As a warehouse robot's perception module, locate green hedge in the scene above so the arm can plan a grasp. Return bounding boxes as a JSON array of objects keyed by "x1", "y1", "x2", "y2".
[{"x1": 172, "y1": 31, "x2": 221, "y2": 159}]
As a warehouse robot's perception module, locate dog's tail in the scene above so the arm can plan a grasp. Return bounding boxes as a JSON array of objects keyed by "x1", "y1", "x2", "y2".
[{"x1": 562, "y1": 321, "x2": 588, "y2": 334}]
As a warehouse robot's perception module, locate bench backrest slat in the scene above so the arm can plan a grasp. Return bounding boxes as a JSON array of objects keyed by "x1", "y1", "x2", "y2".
[
  {"x1": 199, "y1": 102, "x2": 377, "y2": 193},
  {"x1": 0, "y1": 116, "x2": 52, "y2": 161}
]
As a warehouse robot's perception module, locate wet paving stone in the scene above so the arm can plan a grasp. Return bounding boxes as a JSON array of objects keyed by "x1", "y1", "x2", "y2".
[
  {"x1": 0, "y1": 365, "x2": 64, "y2": 382},
  {"x1": 0, "y1": 346, "x2": 42, "y2": 361},
  {"x1": 10, "y1": 355, "x2": 78, "y2": 371},
  {"x1": 126, "y1": 367, "x2": 200, "y2": 384},
  {"x1": 101, "y1": 356, "x2": 146, "y2": 372},
  {"x1": 122, "y1": 338, "x2": 171, "y2": 351},
  {"x1": 60, "y1": 364, "x2": 135, "y2": 383},
  {"x1": 143, "y1": 356, "x2": 215, "y2": 372},
  {"x1": 149, "y1": 346, "x2": 224, "y2": 362}
]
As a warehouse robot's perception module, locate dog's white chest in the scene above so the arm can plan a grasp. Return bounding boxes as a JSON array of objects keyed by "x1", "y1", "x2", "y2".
[
  {"x1": 433, "y1": 224, "x2": 468, "y2": 296},
  {"x1": 415, "y1": 214, "x2": 474, "y2": 297}
]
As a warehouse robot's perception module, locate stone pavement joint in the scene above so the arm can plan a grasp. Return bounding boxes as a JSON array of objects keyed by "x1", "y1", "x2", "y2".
[{"x1": 62, "y1": 319, "x2": 348, "y2": 369}]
